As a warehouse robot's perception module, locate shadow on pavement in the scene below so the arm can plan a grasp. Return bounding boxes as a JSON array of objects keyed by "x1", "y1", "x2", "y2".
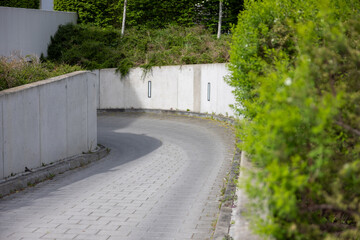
[{"x1": 0, "y1": 128, "x2": 162, "y2": 211}]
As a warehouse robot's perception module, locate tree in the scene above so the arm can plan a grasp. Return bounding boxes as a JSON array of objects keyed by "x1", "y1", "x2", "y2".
[
  {"x1": 121, "y1": 0, "x2": 127, "y2": 36},
  {"x1": 217, "y1": 0, "x2": 222, "y2": 39},
  {"x1": 124, "y1": 0, "x2": 198, "y2": 28},
  {"x1": 195, "y1": 0, "x2": 244, "y2": 33},
  {"x1": 54, "y1": 0, "x2": 244, "y2": 32},
  {"x1": 54, "y1": 0, "x2": 122, "y2": 27}
]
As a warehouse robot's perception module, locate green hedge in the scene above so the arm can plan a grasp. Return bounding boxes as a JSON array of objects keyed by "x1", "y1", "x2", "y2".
[
  {"x1": 54, "y1": 0, "x2": 121, "y2": 27},
  {"x1": 228, "y1": 0, "x2": 360, "y2": 239},
  {"x1": 54, "y1": 0, "x2": 243, "y2": 33},
  {"x1": 0, "y1": 0, "x2": 39, "y2": 9}
]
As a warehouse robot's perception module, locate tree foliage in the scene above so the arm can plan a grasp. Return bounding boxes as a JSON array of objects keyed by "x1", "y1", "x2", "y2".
[
  {"x1": 229, "y1": 0, "x2": 360, "y2": 239},
  {"x1": 54, "y1": 0, "x2": 122, "y2": 27},
  {"x1": 0, "y1": 0, "x2": 39, "y2": 9},
  {"x1": 54, "y1": 0, "x2": 243, "y2": 32},
  {"x1": 124, "y1": 0, "x2": 197, "y2": 28},
  {"x1": 195, "y1": 0, "x2": 244, "y2": 33}
]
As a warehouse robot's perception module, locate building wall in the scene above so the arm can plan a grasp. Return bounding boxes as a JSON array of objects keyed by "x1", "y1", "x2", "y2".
[
  {"x1": 0, "y1": 7, "x2": 76, "y2": 57},
  {"x1": 40, "y1": 0, "x2": 54, "y2": 11}
]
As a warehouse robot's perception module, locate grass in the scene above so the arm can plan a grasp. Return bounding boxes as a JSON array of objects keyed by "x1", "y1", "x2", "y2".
[{"x1": 0, "y1": 54, "x2": 82, "y2": 91}]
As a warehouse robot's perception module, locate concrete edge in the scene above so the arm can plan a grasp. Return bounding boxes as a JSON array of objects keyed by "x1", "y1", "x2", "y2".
[
  {"x1": 0, "y1": 71, "x2": 89, "y2": 97},
  {"x1": 98, "y1": 108, "x2": 240, "y2": 239},
  {"x1": 99, "y1": 62, "x2": 229, "y2": 72},
  {"x1": 229, "y1": 151, "x2": 262, "y2": 240},
  {"x1": 0, "y1": 145, "x2": 109, "y2": 198},
  {"x1": 213, "y1": 147, "x2": 241, "y2": 240}
]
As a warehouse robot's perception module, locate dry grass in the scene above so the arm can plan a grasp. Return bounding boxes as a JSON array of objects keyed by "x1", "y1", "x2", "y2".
[{"x1": 0, "y1": 53, "x2": 82, "y2": 91}]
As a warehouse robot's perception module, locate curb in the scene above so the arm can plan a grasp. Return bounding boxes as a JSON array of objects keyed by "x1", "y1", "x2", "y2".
[
  {"x1": 98, "y1": 108, "x2": 237, "y2": 125},
  {"x1": 229, "y1": 152, "x2": 262, "y2": 240},
  {"x1": 213, "y1": 147, "x2": 241, "y2": 240},
  {"x1": 0, "y1": 145, "x2": 109, "y2": 197}
]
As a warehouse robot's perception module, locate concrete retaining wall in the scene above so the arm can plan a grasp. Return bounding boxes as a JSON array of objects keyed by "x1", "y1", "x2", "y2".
[
  {"x1": 98, "y1": 63, "x2": 235, "y2": 116},
  {"x1": 0, "y1": 7, "x2": 77, "y2": 57},
  {"x1": 0, "y1": 71, "x2": 97, "y2": 179}
]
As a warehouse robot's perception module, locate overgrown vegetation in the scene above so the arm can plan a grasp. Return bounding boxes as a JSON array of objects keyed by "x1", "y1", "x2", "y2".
[
  {"x1": 54, "y1": 0, "x2": 243, "y2": 33},
  {"x1": 46, "y1": 23, "x2": 230, "y2": 75},
  {"x1": 0, "y1": 0, "x2": 39, "y2": 9},
  {"x1": 0, "y1": 55, "x2": 82, "y2": 91},
  {"x1": 1, "y1": 0, "x2": 237, "y2": 89},
  {"x1": 228, "y1": 0, "x2": 360, "y2": 239}
]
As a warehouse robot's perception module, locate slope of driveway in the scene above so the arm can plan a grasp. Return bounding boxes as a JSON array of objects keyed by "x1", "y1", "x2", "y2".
[{"x1": 0, "y1": 112, "x2": 235, "y2": 240}]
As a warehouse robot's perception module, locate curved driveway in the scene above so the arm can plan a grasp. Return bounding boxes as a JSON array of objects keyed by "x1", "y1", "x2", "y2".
[{"x1": 0, "y1": 112, "x2": 235, "y2": 240}]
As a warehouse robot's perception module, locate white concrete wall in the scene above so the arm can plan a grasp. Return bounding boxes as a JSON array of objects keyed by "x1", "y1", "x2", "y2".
[
  {"x1": 200, "y1": 63, "x2": 234, "y2": 116},
  {"x1": 98, "y1": 63, "x2": 236, "y2": 116},
  {"x1": 99, "y1": 69, "x2": 125, "y2": 109},
  {"x1": 0, "y1": 7, "x2": 77, "y2": 57},
  {"x1": 178, "y1": 65, "x2": 195, "y2": 111},
  {"x1": 0, "y1": 71, "x2": 97, "y2": 179},
  {"x1": 2, "y1": 87, "x2": 41, "y2": 176}
]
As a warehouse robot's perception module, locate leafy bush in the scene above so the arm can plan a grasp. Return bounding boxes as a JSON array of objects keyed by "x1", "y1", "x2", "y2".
[
  {"x1": 0, "y1": 0, "x2": 39, "y2": 9},
  {"x1": 228, "y1": 0, "x2": 360, "y2": 239},
  {"x1": 46, "y1": 23, "x2": 231, "y2": 75},
  {"x1": 0, "y1": 54, "x2": 82, "y2": 91}
]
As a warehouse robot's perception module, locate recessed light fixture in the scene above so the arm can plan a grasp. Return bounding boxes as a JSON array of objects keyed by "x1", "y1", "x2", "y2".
[
  {"x1": 148, "y1": 81, "x2": 152, "y2": 98},
  {"x1": 207, "y1": 82, "x2": 211, "y2": 101}
]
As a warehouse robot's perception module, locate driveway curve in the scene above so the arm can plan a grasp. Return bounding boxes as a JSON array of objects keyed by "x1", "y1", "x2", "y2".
[{"x1": 0, "y1": 112, "x2": 235, "y2": 240}]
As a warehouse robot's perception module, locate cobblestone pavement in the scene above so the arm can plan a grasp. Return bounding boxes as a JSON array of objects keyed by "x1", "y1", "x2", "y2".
[{"x1": 0, "y1": 112, "x2": 235, "y2": 240}]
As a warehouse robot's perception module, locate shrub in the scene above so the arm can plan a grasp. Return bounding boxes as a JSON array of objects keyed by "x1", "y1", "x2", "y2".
[
  {"x1": 0, "y1": 0, "x2": 39, "y2": 9},
  {"x1": 228, "y1": 0, "x2": 360, "y2": 239},
  {"x1": 46, "y1": 23, "x2": 231, "y2": 75}
]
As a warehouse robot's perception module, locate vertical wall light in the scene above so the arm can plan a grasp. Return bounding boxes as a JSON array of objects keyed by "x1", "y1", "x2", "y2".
[
  {"x1": 148, "y1": 81, "x2": 152, "y2": 98},
  {"x1": 207, "y1": 82, "x2": 211, "y2": 101}
]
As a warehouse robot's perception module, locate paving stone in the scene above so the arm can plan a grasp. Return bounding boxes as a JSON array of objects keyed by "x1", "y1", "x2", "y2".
[
  {"x1": 7, "y1": 232, "x2": 46, "y2": 239},
  {"x1": 73, "y1": 234, "x2": 110, "y2": 240},
  {"x1": 97, "y1": 229, "x2": 131, "y2": 237},
  {"x1": 33, "y1": 227, "x2": 69, "y2": 234},
  {"x1": 40, "y1": 233, "x2": 78, "y2": 239}
]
